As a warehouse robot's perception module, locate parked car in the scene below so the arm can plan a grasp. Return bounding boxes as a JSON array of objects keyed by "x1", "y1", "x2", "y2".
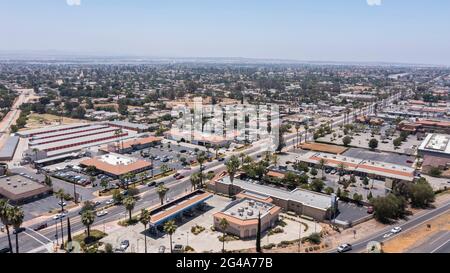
[
  {"x1": 158, "y1": 246, "x2": 166, "y2": 253},
  {"x1": 337, "y1": 243, "x2": 352, "y2": 253},
  {"x1": 105, "y1": 199, "x2": 114, "y2": 205},
  {"x1": 147, "y1": 181, "x2": 156, "y2": 187},
  {"x1": 0, "y1": 247, "x2": 11, "y2": 253},
  {"x1": 173, "y1": 244, "x2": 184, "y2": 253},
  {"x1": 218, "y1": 157, "x2": 225, "y2": 162},
  {"x1": 391, "y1": 227, "x2": 402, "y2": 234},
  {"x1": 176, "y1": 175, "x2": 185, "y2": 180},
  {"x1": 119, "y1": 240, "x2": 130, "y2": 251},
  {"x1": 58, "y1": 201, "x2": 67, "y2": 207},
  {"x1": 367, "y1": 206, "x2": 374, "y2": 214}
]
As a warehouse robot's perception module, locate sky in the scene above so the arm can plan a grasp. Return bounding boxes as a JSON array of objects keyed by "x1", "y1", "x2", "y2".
[{"x1": 1, "y1": 0, "x2": 450, "y2": 65}]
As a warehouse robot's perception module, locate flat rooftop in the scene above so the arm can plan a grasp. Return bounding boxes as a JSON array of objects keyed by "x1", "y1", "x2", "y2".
[
  {"x1": 218, "y1": 176, "x2": 332, "y2": 211},
  {"x1": 298, "y1": 151, "x2": 415, "y2": 181},
  {"x1": 220, "y1": 198, "x2": 275, "y2": 221},
  {"x1": 17, "y1": 123, "x2": 90, "y2": 137},
  {"x1": 419, "y1": 134, "x2": 450, "y2": 154},
  {"x1": 30, "y1": 124, "x2": 109, "y2": 140},
  {"x1": 80, "y1": 153, "x2": 151, "y2": 176},
  {"x1": 149, "y1": 190, "x2": 213, "y2": 226},
  {"x1": 0, "y1": 175, "x2": 50, "y2": 201}
]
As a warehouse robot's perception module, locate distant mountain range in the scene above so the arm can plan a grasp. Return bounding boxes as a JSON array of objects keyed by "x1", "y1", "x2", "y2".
[{"x1": 0, "y1": 50, "x2": 446, "y2": 67}]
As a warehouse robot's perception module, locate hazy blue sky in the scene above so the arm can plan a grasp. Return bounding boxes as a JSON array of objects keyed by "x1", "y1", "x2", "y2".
[{"x1": 1, "y1": 0, "x2": 450, "y2": 64}]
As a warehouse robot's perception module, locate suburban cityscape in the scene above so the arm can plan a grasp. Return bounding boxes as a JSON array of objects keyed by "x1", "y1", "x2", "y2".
[{"x1": 1, "y1": 0, "x2": 449, "y2": 257}]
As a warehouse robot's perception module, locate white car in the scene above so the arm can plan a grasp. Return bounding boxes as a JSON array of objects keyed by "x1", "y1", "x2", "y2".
[
  {"x1": 53, "y1": 213, "x2": 67, "y2": 220},
  {"x1": 105, "y1": 199, "x2": 114, "y2": 205},
  {"x1": 391, "y1": 227, "x2": 402, "y2": 234},
  {"x1": 96, "y1": 211, "x2": 108, "y2": 217},
  {"x1": 337, "y1": 243, "x2": 352, "y2": 253},
  {"x1": 383, "y1": 232, "x2": 393, "y2": 239}
]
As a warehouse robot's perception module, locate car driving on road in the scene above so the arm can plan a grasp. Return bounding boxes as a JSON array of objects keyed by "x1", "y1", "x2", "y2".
[{"x1": 337, "y1": 243, "x2": 352, "y2": 253}]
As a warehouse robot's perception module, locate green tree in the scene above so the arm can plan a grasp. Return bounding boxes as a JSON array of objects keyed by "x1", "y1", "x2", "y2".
[
  {"x1": 100, "y1": 178, "x2": 109, "y2": 193},
  {"x1": 393, "y1": 138, "x2": 402, "y2": 149},
  {"x1": 81, "y1": 210, "x2": 96, "y2": 237},
  {"x1": 190, "y1": 172, "x2": 202, "y2": 191},
  {"x1": 139, "y1": 209, "x2": 151, "y2": 253},
  {"x1": 318, "y1": 158, "x2": 327, "y2": 179},
  {"x1": 325, "y1": 187, "x2": 334, "y2": 195},
  {"x1": 157, "y1": 184, "x2": 169, "y2": 205},
  {"x1": 163, "y1": 220, "x2": 178, "y2": 253},
  {"x1": 123, "y1": 196, "x2": 136, "y2": 222},
  {"x1": 112, "y1": 189, "x2": 124, "y2": 204},
  {"x1": 372, "y1": 194, "x2": 407, "y2": 224},
  {"x1": 409, "y1": 178, "x2": 435, "y2": 208},
  {"x1": 196, "y1": 151, "x2": 207, "y2": 187},
  {"x1": 310, "y1": 167, "x2": 318, "y2": 177},
  {"x1": 44, "y1": 175, "x2": 53, "y2": 187},
  {"x1": 369, "y1": 138, "x2": 379, "y2": 150},
  {"x1": 310, "y1": 178, "x2": 325, "y2": 193},
  {"x1": 342, "y1": 136, "x2": 352, "y2": 147},
  {"x1": 226, "y1": 155, "x2": 241, "y2": 186}
]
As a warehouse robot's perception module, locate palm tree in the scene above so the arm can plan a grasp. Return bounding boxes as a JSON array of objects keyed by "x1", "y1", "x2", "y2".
[
  {"x1": 213, "y1": 145, "x2": 220, "y2": 159},
  {"x1": 163, "y1": 220, "x2": 177, "y2": 253},
  {"x1": 318, "y1": 158, "x2": 327, "y2": 179},
  {"x1": 304, "y1": 124, "x2": 309, "y2": 143},
  {"x1": 114, "y1": 129, "x2": 124, "y2": 151},
  {"x1": 138, "y1": 172, "x2": 147, "y2": 185},
  {"x1": 190, "y1": 172, "x2": 201, "y2": 191},
  {"x1": 243, "y1": 155, "x2": 253, "y2": 165},
  {"x1": 123, "y1": 196, "x2": 136, "y2": 222},
  {"x1": 295, "y1": 124, "x2": 300, "y2": 148},
  {"x1": 196, "y1": 151, "x2": 207, "y2": 187},
  {"x1": 54, "y1": 189, "x2": 66, "y2": 247},
  {"x1": 226, "y1": 155, "x2": 240, "y2": 186},
  {"x1": 239, "y1": 153, "x2": 246, "y2": 166},
  {"x1": 9, "y1": 206, "x2": 24, "y2": 253},
  {"x1": 139, "y1": 209, "x2": 151, "y2": 254},
  {"x1": 54, "y1": 189, "x2": 66, "y2": 213},
  {"x1": 219, "y1": 218, "x2": 229, "y2": 253},
  {"x1": 0, "y1": 200, "x2": 13, "y2": 253},
  {"x1": 81, "y1": 210, "x2": 96, "y2": 237},
  {"x1": 337, "y1": 162, "x2": 346, "y2": 184},
  {"x1": 157, "y1": 185, "x2": 169, "y2": 205}
]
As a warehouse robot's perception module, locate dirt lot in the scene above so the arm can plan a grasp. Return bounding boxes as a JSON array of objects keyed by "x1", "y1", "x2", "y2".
[
  {"x1": 21, "y1": 113, "x2": 86, "y2": 130},
  {"x1": 382, "y1": 212, "x2": 450, "y2": 253}
]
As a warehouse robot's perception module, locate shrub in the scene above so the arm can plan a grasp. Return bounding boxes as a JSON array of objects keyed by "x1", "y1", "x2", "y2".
[
  {"x1": 105, "y1": 243, "x2": 113, "y2": 253},
  {"x1": 305, "y1": 233, "x2": 322, "y2": 245}
]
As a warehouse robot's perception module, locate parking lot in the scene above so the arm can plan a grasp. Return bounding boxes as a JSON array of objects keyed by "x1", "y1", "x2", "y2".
[
  {"x1": 334, "y1": 201, "x2": 372, "y2": 225},
  {"x1": 131, "y1": 142, "x2": 213, "y2": 178}
]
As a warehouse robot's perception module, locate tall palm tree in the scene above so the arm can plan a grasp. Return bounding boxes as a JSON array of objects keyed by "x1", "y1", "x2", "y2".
[
  {"x1": 81, "y1": 210, "x2": 96, "y2": 237},
  {"x1": 157, "y1": 185, "x2": 169, "y2": 205},
  {"x1": 337, "y1": 162, "x2": 346, "y2": 184},
  {"x1": 219, "y1": 218, "x2": 229, "y2": 253},
  {"x1": 271, "y1": 154, "x2": 279, "y2": 167},
  {"x1": 304, "y1": 124, "x2": 309, "y2": 143},
  {"x1": 123, "y1": 196, "x2": 136, "y2": 222},
  {"x1": 239, "y1": 153, "x2": 246, "y2": 166},
  {"x1": 139, "y1": 209, "x2": 151, "y2": 254},
  {"x1": 9, "y1": 206, "x2": 24, "y2": 254},
  {"x1": 196, "y1": 151, "x2": 207, "y2": 187},
  {"x1": 295, "y1": 124, "x2": 300, "y2": 148},
  {"x1": 226, "y1": 155, "x2": 240, "y2": 186},
  {"x1": 54, "y1": 189, "x2": 66, "y2": 247},
  {"x1": 163, "y1": 220, "x2": 177, "y2": 253},
  {"x1": 0, "y1": 199, "x2": 13, "y2": 253},
  {"x1": 213, "y1": 145, "x2": 220, "y2": 159}
]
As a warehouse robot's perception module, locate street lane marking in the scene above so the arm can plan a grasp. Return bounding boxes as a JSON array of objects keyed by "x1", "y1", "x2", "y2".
[{"x1": 431, "y1": 239, "x2": 450, "y2": 253}]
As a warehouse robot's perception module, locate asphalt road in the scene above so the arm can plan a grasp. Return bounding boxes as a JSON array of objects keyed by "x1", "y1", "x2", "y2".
[{"x1": 334, "y1": 201, "x2": 450, "y2": 253}]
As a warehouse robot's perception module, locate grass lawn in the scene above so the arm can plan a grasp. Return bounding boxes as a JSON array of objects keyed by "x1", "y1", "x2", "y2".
[{"x1": 71, "y1": 229, "x2": 107, "y2": 253}]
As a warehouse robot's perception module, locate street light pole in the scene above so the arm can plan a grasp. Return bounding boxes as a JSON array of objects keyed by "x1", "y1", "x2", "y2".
[{"x1": 54, "y1": 219, "x2": 59, "y2": 246}]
